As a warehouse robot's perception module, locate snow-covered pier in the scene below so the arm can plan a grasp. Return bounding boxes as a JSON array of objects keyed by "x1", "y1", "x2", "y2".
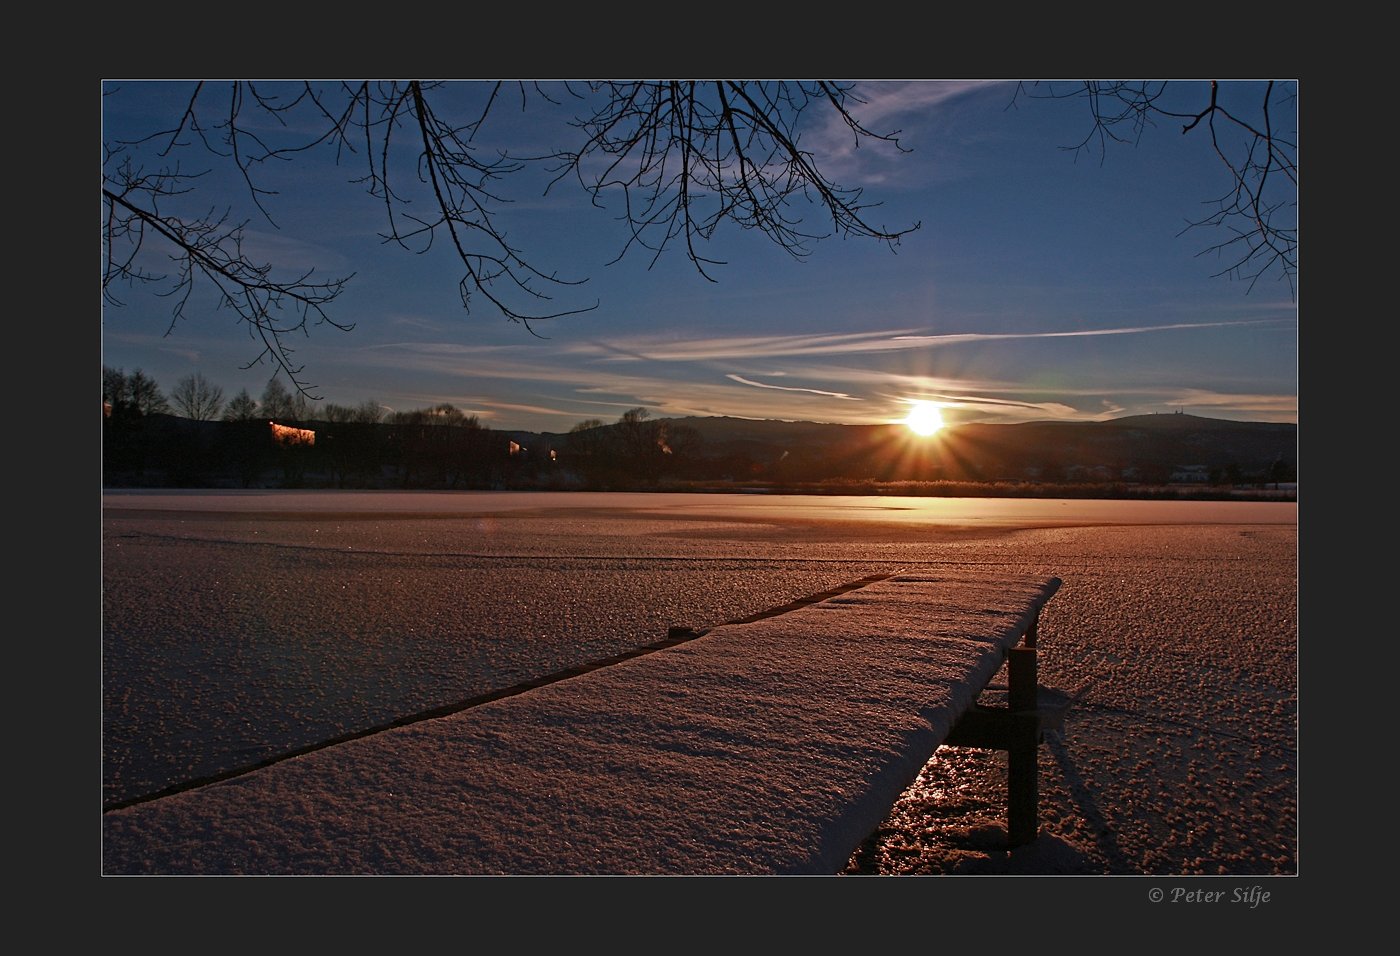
[{"x1": 104, "y1": 572, "x2": 1062, "y2": 875}]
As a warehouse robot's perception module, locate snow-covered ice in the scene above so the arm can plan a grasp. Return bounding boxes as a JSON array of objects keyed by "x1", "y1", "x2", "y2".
[{"x1": 102, "y1": 491, "x2": 1297, "y2": 876}]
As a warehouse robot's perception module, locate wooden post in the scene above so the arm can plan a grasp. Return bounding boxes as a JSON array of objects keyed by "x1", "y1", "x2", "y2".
[
  {"x1": 1006, "y1": 637, "x2": 1040, "y2": 846},
  {"x1": 945, "y1": 610, "x2": 1053, "y2": 849},
  {"x1": 1008, "y1": 644, "x2": 1037, "y2": 713},
  {"x1": 1007, "y1": 712, "x2": 1040, "y2": 847}
]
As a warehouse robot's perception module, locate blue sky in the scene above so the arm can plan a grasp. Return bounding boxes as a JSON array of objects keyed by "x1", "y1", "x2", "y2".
[{"x1": 101, "y1": 80, "x2": 1298, "y2": 433}]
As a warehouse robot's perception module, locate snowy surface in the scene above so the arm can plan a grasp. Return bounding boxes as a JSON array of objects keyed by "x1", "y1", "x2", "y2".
[
  {"x1": 103, "y1": 573, "x2": 1058, "y2": 874},
  {"x1": 102, "y1": 491, "x2": 1298, "y2": 877}
]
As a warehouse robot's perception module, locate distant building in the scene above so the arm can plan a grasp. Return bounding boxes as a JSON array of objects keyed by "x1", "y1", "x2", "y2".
[
  {"x1": 271, "y1": 422, "x2": 316, "y2": 447},
  {"x1": 1169, "y1": 465, "x2": 1211, "y2": 483}
]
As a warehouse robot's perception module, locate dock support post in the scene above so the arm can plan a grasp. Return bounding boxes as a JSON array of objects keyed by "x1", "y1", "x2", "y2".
[
  {"x1": 1006, "y1": 644, "x2": 1040, "y2": 847},
  {"x1": 945, "y1": 617, "x2": 1051, "y2": 849}
]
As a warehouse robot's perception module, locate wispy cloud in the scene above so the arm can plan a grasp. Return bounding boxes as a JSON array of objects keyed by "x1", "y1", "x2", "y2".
[
  {"x1": 725, "y1": 375, "x2": 860, "y2": 400},
  {"x1": 241, "y1": 228, "x2": 352, "y2": 277},
  {"x1": 385, "y1": 314, "x2": 451, "y2": 333},
  {"x1": 571, "y1": 330, "x2": 921, "y2": 362},
  {"x1": 570, "y1": 319, "x2": 1279, "y2": 364},
  {"x1": 806, "y1": 81, "x2": 1001, "y2": 185},
  {"x1": 353, "y1": 342, "x2": 606, "y2": 387},
  {"x1": 889, "y1": 319, "x2": 1284, "y2": 347},
  {"x1": 331, "y1": 320, "x2": 1299, "y2": 429},
  {"x1": 1161, "y1": 389, "x2": 1299, "y2": 417},
  {"x1": 155, "y1": 346, "x2": 203, "y2": 365}
]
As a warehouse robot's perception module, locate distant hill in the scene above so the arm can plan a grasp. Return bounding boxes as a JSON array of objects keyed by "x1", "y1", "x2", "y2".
[
  {"x1": 106, "y1": 409, "x2": 1296, "y2": 491},
  {"x1": 547, "y1": 412, "x2": 1297, "y2": 484}
]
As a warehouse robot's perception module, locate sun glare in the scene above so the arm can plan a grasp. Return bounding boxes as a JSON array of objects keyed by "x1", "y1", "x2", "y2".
[{"x1": 904, "y1": 401, "x2": 945, "y2": 437}]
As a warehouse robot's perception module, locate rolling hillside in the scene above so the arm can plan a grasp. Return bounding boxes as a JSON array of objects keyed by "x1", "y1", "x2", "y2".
[{"x1": 547, "y1": 412, "x2": 1297, "y2": 484}]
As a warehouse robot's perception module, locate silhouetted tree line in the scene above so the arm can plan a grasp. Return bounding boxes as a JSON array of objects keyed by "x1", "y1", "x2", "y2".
[
  {"x1": 561, "y1": 409, "x2": 706, "y2": 488},
  {"x1": 101, "y1": 370, "x2": 716, "y2": 490},
  {"x1": 103, "y1": 369, "x2": 1295, "y2": 493}
]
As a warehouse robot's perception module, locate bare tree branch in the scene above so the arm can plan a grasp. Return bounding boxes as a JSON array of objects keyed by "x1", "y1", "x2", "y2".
[
  {"x1": 1012, "y1": 80, "x2": 1297, "y2": 297},
  {"x1": 103, "y1": 81, "x2": 922, "y2": 390},
  {"x1": 102, "y1": 150, "x2": 353, "y2": 395},
  {"x1": 545, "y1": 81, "x2": 921, "y2": 281}
]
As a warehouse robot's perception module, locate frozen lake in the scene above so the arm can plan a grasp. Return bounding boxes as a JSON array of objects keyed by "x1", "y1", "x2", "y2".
[
  {"x1": 102, "y1": 490, "x2": 1298, "y2": 874},
  {"x1": 102, "y1": 488, "x2": 1295, "y2": 525}
]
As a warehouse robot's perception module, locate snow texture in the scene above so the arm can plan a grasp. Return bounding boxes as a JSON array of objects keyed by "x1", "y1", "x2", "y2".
[{"x1": 103, "y1": 573, "x2": 1059, "y2": 875}]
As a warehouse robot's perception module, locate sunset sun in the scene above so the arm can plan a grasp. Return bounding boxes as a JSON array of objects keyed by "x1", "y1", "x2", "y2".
[{"x1": 904, "y1": 401, "x2": 945, "y2": 436}]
